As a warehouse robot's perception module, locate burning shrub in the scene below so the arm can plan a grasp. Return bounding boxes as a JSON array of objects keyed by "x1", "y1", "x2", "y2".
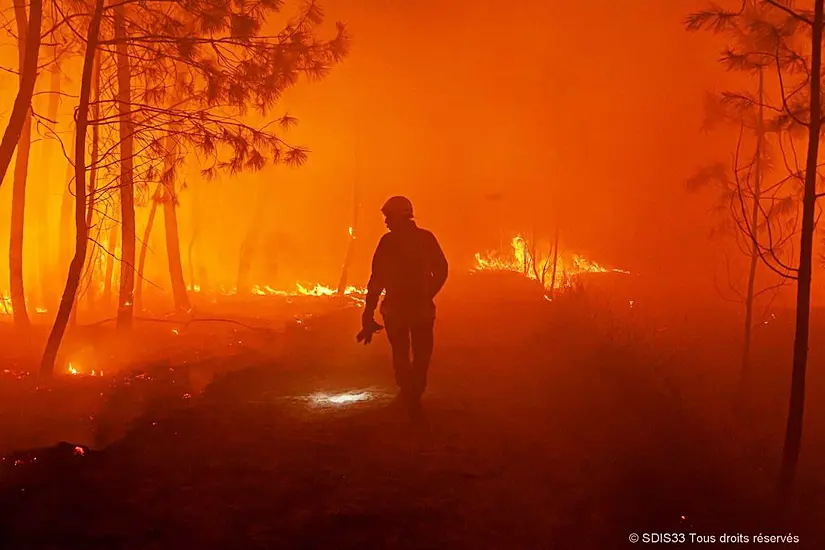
[{"x1": 473, "y1": 234, "x2": 630, "y2": 293}]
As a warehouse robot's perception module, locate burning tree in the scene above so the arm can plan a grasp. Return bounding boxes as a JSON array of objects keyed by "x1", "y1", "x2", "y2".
[
  {"x1": 40, "y1": 0, "x2": 349, "y2": 374},
  {"x1": 685, "y1": 0, "x2": 824, "y2": 496}
]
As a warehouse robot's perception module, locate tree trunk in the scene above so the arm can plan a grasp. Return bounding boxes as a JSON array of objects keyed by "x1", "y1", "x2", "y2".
[
  {"x1": 70, "y1": 53, "x2": 102, "y2": 328},
  {"x1": 163, "y1": 177, "x2": 191, "y2": 312},
  {"x1": 9, "y1": 0, "x2": 37, "y2": 329},
  {"x1": 779, "y1": 0, "x2": 823, "y2": 497},
  {"x1": 114, "y1": 5, "x2": 136, "y2": 331},
  {"x1": 337, "y1": 180, "x2": 360, "y2": 293},
  {"x1": 549, "y1": 225, "x2": 560, "y2": 295},
  {"x1": 103, "y1": 223, "x2": 118, "y2": 307},
  {"x1": 187, "y1": 184, "x2": 201, "y2": 288},
  {"x1": 81, "y1": 51, "x2": 102, "y2": 311},
  {"x1": 0, "y1": 0, "x2": 41, "y2": 189},
  {"x1": 739, "y1": 67, "x2": 764, "y2": 403},
  {"x1": 135, "y1": 184, "x2": 161, "y2": 311},
  {"x1": 10, "y1": 112, "x2": 32, "y2": 328},
  {"x1": 40, "y1": 0, "x2": 104, "y2": 376},
  {"x1": 236, "y1": 180, "x2": 268, "y2": 293},
  {"x1": 58, "y1": 131, "x2": 76, "y2": 280},
  {"x1": 35, "y1": 55, "x2": 61, "y2": 305}
]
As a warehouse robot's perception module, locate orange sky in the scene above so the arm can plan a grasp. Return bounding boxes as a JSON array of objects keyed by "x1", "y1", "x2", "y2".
[{"x1": 259, "y1": 0, "x2": 741, "y2": 296}]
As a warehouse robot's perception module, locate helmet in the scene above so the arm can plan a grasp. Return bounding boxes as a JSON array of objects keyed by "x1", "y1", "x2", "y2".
[{"x1": 381, "y1": 196, "x2": 414, "y2": 219}]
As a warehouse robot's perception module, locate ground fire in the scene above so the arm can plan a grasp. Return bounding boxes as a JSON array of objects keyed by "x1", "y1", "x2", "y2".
[
  {"x1": 1, "y1": 0, "x2": 825, "y2": 548},
  {"x1": 473, "y1": 235, "x2": 630, "y2": 292}
]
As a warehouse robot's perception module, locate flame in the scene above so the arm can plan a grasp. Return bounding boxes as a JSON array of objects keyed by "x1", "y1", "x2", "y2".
[
  {"x1": 66, "y1": 363, "x2": 102, "y2": 377},
  {"x1": 185, "y1": 282, "x2": 366, "y2": 298},
  {"x1": 474, "y1": 235, "x2": 628, "y2": 291}
]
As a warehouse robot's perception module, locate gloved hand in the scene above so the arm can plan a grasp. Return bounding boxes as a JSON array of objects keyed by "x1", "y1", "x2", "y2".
[{"x1": 356, "y1": 313, "x2": 384, "y2": 345}]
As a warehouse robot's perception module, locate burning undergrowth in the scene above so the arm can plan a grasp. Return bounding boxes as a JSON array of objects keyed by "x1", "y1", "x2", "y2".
[
  {"x1": 0, "y1": 281, "x2": 368, "y2": 319},
  {"x1": 473, "y1": 234, "x2": 630, "y2": 294}
]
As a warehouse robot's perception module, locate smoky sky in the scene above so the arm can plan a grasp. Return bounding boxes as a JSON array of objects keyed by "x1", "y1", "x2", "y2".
[
  {"x1": 265, "y1": 0, "x2": 740, "y2": 294},
  {"x1": 0, "y1": 0, "x2": 808, "y2": 306}
]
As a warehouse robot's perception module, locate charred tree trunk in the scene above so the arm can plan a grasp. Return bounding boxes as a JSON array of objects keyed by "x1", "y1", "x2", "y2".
[
  {"x1": 114, "y1": 6, "x2": 136, "y2": 331},
  {"x1": 236, "y1": 180, "x2": 268, "y2": 293},
  {"x1": 40, "y1": 0, "x2": 103, "y2": 376},
  {"x1": 779, "y1": 0, "x2": 823, "y2": 497},
  {"x1": 58, "y1": 132, "x2": 76, "y2": 280},
  {"x1": 163, "y1": 178, "x2": 191, "y2": 312},
  {"x1": 10, "y1": 116, "x2": 32, "y2": 329},
  {"x1": 0, "y1": 0, "x2": 41, "y2": 189},
  {"x1": 739, "y1": 67, "x2": 764, "y2": 402},
  {"x1": 9, "y1": 0, "x2": 38, "y2": 328},
  {"x1": 103, "y1": 223, "x2": 118, "y2": 306},
  {"x1": 70, "y1": 53, "x2": 102, "y2": 328},
  {"x1": 135, "y1": 184, "x2": 162, "y2": 311},
  {"x1": 82, "y1": 51, "x2": 102, "y2": 311},
  {"x1": 336, "y1": 181, "x2": 360, "y2": 293}
]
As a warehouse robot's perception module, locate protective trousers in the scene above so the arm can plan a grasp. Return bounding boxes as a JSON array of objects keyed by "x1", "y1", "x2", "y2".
[{"x1": 381, "y1": 304, "x2": 435, "y2": 399}]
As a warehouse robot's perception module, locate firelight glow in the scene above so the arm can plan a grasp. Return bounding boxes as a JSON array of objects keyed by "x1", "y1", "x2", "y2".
[
  {"x1": 473, "y1": 234, "x2": 630, "y2": 291},
  {"x1": 309, "y1": 391, "x2": 373, "y2": 407}
]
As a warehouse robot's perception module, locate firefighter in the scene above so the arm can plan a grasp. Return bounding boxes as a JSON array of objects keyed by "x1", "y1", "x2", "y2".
[{"x1": 357, "y1": 196, "x2": 449, "y2": 417}]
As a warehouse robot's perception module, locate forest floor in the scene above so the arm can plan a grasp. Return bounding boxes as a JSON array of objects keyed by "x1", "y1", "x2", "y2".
[{"x1": 0, "y1": 274, "x2": 823, "y2": 549}]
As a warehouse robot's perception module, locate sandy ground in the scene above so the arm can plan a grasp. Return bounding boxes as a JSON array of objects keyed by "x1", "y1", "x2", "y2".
[{"x1": 0, "y1": 282, "x2": 823, "y2": 549}]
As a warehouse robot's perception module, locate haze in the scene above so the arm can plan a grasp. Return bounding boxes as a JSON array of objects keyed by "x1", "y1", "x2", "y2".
[
  {"x1": 0, "y1": 0, "x2": 760, "y2": 307},
  {"x1": 0, "y1": 0, "x2": 823, "y2": 548}
]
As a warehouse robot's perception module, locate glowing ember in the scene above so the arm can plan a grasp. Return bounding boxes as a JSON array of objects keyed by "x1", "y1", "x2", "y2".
[
  {"x1": 73, "y1": 446, "x2": 85, "y2": 456},
  {"x1": 473, "y1": 234, "x2": 629, "y2": 291},
  {"x1": 67, "y1": 363, "x2": 103, "y2": 377},
  {"x1": 309, "y1": 391, "x2": 372, "y2": 406}
]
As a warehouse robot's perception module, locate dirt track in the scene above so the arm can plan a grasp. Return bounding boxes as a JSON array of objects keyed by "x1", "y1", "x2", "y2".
[{"x1": 0, "y1": 293, "x2": 823, "y2": 549}]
